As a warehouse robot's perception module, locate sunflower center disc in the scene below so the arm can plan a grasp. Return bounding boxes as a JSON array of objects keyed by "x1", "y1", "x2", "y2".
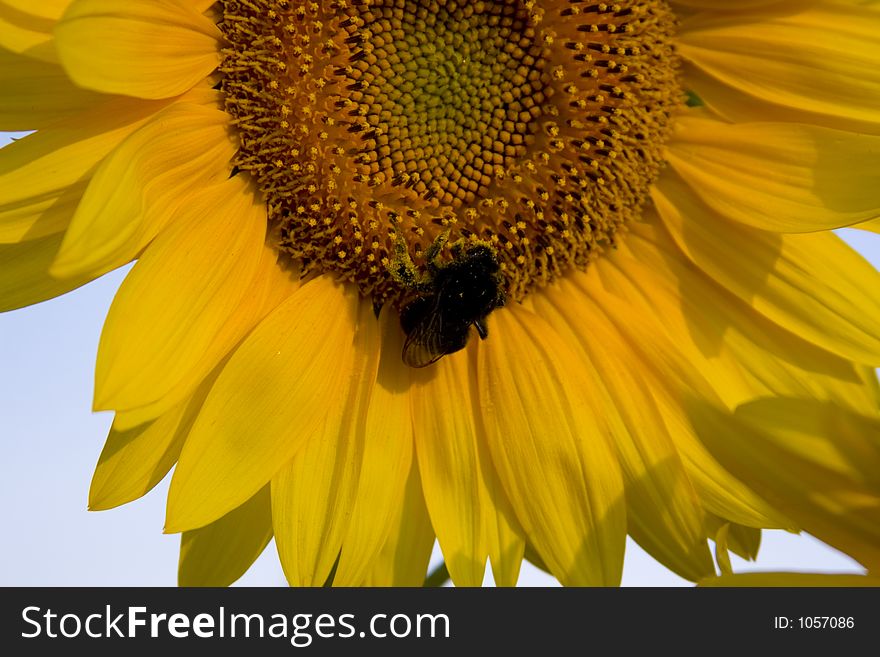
[{"x1": 220, "y1": 0, "x2": 681, "y2": 305}]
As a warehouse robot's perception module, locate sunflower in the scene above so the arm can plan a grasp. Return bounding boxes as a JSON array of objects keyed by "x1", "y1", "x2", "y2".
[{"x1": 2, "y1": 0, "x2": 880, "y2": 587}]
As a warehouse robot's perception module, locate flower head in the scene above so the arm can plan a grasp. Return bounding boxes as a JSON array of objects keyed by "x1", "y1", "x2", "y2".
[{"x1": 2, "y1": 0, "x2": 880, "y2": 586}]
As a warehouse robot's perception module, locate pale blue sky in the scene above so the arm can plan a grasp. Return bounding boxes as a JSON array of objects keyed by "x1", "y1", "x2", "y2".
[{"x1": 0, "y1": 131, "x2": 873, "y2": 586}]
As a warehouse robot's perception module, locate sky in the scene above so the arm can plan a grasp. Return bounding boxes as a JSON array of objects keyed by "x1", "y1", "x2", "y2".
[{"x1": 0, "y1": 131, "x2": 875, "y2": 587}]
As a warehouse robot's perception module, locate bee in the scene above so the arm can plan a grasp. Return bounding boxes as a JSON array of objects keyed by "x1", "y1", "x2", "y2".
[{"x1": 390, "y1": 230, "x2": 506, "y2": 368}]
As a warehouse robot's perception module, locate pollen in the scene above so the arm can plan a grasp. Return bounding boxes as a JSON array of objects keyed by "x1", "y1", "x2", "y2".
[{"x1": 219, "y1": 0, "x2": 681, "y2": 305}]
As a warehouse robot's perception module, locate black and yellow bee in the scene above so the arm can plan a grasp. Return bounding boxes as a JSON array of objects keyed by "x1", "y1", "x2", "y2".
[{"x1": 390, "y1": 231, "x2": 506, "y2": 368}]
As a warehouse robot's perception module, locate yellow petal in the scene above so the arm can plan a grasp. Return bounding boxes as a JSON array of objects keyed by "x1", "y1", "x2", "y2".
[
  {"x1": 477, "y1": 305, "x2": 626, "y2": 586},
  {"x1": 411, "y1": 353, "x2": 487, "y2": 586},
  {"x1": 665, "y1": 114, "x2": 880, "y2": 232},
  {"x1": 692, "y1": 398, "x2": 880, "y2": 571},
  {"x1": 0, "y1": 49, "x2": 104, "y2": 130},
  {"x1": 0, "y1": 232, "x2": 102, "y2": 312},
  {"x1": 51, "y1": 101, "x2": 234, "y2": 278},
  {"x1": 705, "y1": 515, "x2": 762, "y2": 562},
  {"x1": 411, "y1": 345, "x2": 524, "y2": 586},
  {"x1": 0, "y1": 178, "x2": 85, "y2": 245},
  {"x1": 535, "y1": 280, "x2": 714, "y2": 582},
  {"x1": 272, "y1": 299, "x2": 380, "y2": 587},
  {"x1": 623, "y1": 218, "x2": 880, "y2": 417},
  {"x1": 190, "y1": 1, "x2": 216, "y2": 13},
  {"x1": 0, "y1": 95, "x2": 177, "y2": 245},
  {"x1": 700, "y1": 573, "x2": 879, "y2": 587},
  {"x1": 0, "y1": 1, "x2": 59, "y2": 63},
  {"x1": 107, "y1": 243, "x2": 301, "y2": 430},
  {"x1": 4, "y1": 0, "x2": 71, "y2": 21},
  {"x1": 179, "y1": 487, "x2": 273, "y2": 587},
  {"x1": 856, "y1": 218, "x2": 880, "y2": 234},
  {"x1": 362, "y1": 460, "x2": 435, "y2": 587},
  {"x1": 54, "y1": 0, "x2": 221, "y2": 99},
  {"x1": 582, "y1": 256, "x2": 796, "y2": 529},
  {"x1": 713, "y1": 523, "x2": 734, "y2": 576},
  {"x1": 481, "y1": 424, "x2": 527, "y2": 588},
  {"x1": 671, "y1": 0, "x2": 785, "y2": 8},
  {"x1": 165, "y1": 276, "x2": 358, "y2": 532},
  {"x1": 90, "y1": 363, "x2": 223, "y2": 510},
  {"x1": 332, "y1": 311, "x2": 416, "y2": 586},
  {"x1": 522, "y1": 543, "x2": 550, "y2": 578},
  {"x1": 89, "y1": 404, "x2": 187, "y2": 511},
  {"x1": 94, "y1": 174, "x2": 264, "y2": 412},
  {"x1": 678, "y1": 3, "x2": 880, "y2": 134},
  {"x1": 859, "y1": 365, "x2": 880, "y2": 408},
  {"x1": 652, "y1": 176, "x2": 880, "y2": 367},
  {"x1": 727, "y1": 525, "x2": 762, "y2": 562}
]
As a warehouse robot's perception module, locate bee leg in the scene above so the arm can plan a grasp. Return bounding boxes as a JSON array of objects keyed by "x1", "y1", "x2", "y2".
[
  {"x1": 473, "y1": 318, "x2": 490, "y2": 339},
  {"x1": 424, "y1": 228, "x2": 451, "y2": 270},
  {"x1": 388, "y1": 221, "x2": 420, "y2": 287}
]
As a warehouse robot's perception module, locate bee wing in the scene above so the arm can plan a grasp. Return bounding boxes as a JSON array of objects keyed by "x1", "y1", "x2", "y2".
[{"x1": 402, "y1": 308, "x2": 449, "y2": 368}]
